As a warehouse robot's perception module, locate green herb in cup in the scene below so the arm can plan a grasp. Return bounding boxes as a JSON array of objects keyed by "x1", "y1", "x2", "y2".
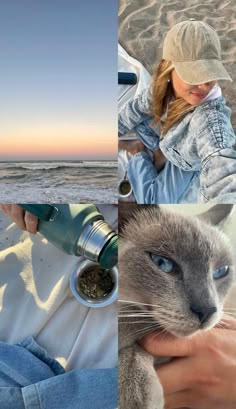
[
  {"x1": 119, "y1": 180, "x2": 132, "y2": 196},
  {"x1": 79, "y1": 265, "x2": 114, "y2": 299}
]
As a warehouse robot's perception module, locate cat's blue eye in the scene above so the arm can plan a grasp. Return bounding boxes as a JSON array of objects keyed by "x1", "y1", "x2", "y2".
[
  {"x1": 213, "y1": 266, "x2": 229, "y2": 280},
  {"x1": 150, "y1": 254, "x2": 174, "y2": 273}
]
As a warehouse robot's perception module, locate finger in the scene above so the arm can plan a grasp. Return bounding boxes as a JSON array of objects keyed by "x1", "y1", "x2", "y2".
[
  {"x1": 216, "y1": 315, "x2": 236, "y2": 330},
  {"x1": 119, "y1": 141, "x2": 128, "y2": 150},
  {"x1": 24, "y1": 211, "x2": 38, "y2": 234},
  {"x1": 156, "y1": 357, "x2": 193, "y2": 394},
  {"x1": 165, "y1": 390, "x2": 227, "y2": 409},
  {"x1": 0, "y1": 204, "x2": 11, "y2": 215},
  {"x1": 10, "y1": 205, "x2": 27, "y2": 231},
  {"x1": 164, "y1": 389, "x2": 202, "y2": 409},
  {"x1": 140, "y1": 331, "x2": 197, "y2": 357}
]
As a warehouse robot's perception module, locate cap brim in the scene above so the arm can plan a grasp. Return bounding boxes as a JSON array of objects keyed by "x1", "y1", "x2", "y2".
[{"x1": 173, "y1": 59, "x2": 232, "y2": 85}]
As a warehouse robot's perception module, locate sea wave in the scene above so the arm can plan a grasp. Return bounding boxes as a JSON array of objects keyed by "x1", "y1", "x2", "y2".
[
  {"x1": 0, "y1": 174, "x2": 27, "y2": 180},
  {"x1": 0, "y1": 161, "x2": 117, "y2": 171}
]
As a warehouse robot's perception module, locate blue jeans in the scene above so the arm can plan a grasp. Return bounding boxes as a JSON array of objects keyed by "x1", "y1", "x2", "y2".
[
  {"x1": 0, "y1": 337, "x2": 117, "y2": 409},
  {"x1": 121, "y1": 119, "x2": 200, "y2": 204},
  {"x1": 127, "y1": 151, "x2": 200, "y2": 204}
]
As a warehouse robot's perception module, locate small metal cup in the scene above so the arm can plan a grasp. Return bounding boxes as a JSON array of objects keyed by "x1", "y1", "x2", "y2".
[
  {"x1": 70, "y1": 259, "x2": 118, "y2": 308},
  {"x1": 118, "y1": 172, "x2": 132, "y2": 198}
]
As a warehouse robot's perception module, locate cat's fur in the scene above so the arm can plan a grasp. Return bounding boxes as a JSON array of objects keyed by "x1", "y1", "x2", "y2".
[{"x1": 118, "y1": 204, "x2": 235, "y2": 409}]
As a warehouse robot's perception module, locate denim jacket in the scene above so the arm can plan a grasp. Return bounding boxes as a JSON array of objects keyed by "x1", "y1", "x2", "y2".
[{"x1": 118, "y1": 88, "x2": 236, "y2": 203}]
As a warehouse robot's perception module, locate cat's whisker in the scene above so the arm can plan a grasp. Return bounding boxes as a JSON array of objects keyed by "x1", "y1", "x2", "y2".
[
  {"x1": 119, "y1": 316, "x2": 156, "y2": 318},
  {"x1": 119, "y1": 321, "x2": 161, "y2": 324},
  {"x1": 127, "y1": 323, "x2": 164, "y2": 338},
  {"x1": 118, "y1": 314, "x2": 157, "y2": 317},
  {"x1": 131, "y1": 320, "x2": 176, "y2": 338},
  {"x1": 118, "y1": 312, "x2": 186, "y2": 322},
  {"x1": 154, "y1": 312, "x2": 186, "y2": 322},
  {"x1": 119, "y1": 309, "x2": 177, "y2": 316},
  {"x1": 151, "y1": 328, "x2": 172, "y2": 341},
  {"x1": 118, "y1": 312, "x2": 157, "y2": 316},
  {"x1": 118, "y1": 315, "x2": 184, "y2": 337},
  {"x1": 118, "y1": 310, "x2": 158, "y2": 313},
  {"x1": 119, "y1": 306, "x2": 180, "y2": 314},
  {"x1": 118, "y1": 300, "x2": 169, "y2": 308}
]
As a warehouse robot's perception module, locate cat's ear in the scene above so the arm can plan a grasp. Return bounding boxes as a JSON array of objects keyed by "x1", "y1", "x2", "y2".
[
  {"x1": 198, "y1": 204, "x2": 234, "y2": 227},
  {"x1": 118, "y1": 203, "x2": 158, "y2": 231}
]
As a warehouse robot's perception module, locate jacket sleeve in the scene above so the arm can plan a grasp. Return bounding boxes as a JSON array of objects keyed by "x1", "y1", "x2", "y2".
[
  {"x1": 118, "y1": 87, "x2": 152, "y2": 136},
  {"x1": 200, "y1": 148, "x2": 236, "y2": 202},
  {"x1": 127, "y1": 152, "x2": 197, "y2": 204}
]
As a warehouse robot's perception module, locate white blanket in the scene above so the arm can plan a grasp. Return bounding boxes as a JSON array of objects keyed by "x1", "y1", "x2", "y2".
[{"x1": 0, "y1": 205, "x2": 117, "y2": 371}]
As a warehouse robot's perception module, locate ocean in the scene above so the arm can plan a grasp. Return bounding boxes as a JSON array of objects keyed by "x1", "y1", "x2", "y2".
[{"x1": 0, "y1": 161, "x2": 117, "y2": 203}]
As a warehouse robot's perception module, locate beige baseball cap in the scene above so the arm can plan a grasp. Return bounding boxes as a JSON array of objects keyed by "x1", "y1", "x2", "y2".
[{"x1": 163, "y1": 19, "x2": 232, "y2": 85}]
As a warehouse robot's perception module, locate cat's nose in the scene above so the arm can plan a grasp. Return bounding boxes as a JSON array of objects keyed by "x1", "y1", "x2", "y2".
[{"x1": 190, "y1": 305, "x2": 217, "y2": 324}]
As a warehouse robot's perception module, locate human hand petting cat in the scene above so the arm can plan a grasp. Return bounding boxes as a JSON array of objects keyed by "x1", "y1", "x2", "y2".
[
  {"x1": 141, "y1": 315, "x2": 236, "y2": 409},
  {"x1": 0, "y1": 204, "x2": 38, "y2": 234}
]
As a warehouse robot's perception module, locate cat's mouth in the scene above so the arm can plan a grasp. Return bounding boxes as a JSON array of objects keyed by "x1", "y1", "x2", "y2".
[
  {"x1": 149, "y1": 307, "x2": 221, "y2": 338},
  {"x1": 166, "y1": 313, "x2": 221, "y2": 337}
]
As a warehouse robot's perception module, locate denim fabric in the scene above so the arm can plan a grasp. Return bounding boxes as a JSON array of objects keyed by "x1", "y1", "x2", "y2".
[
  {"x1": 127, "y1": 151, "x2": 199, "y2": 203},
  {"x1": 118, "y1": 87, "x2": 152, "y2": 136},
  {"x1": 0, "y1": 337, "x2": 117, "y2": 409},
  {"x1": 134, "y1": 118, "x2": 160, "y2": 151},
  {"x1": 119, "y1": 87, "x2": 236, "y2": 203},
  {"x1": 22, "y1": 368, "x2": 118, "y2": 409}
]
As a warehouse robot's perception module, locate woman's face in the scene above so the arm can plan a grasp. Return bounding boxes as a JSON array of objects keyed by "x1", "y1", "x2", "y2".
[{"x1": 171, "y1": 69, "x2": 217, "y2": 106}]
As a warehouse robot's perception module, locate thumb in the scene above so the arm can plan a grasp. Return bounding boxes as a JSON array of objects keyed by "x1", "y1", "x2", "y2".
[{"x1": 140, "y1": 331, "x2": 198, "y2": 357}]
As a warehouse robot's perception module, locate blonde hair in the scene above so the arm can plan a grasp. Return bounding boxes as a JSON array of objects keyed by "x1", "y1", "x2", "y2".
[{"x1": 152, "y1": 60, "x2": 194, "y2": 135}]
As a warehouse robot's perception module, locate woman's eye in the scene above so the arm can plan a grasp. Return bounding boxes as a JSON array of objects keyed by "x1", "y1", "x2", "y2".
[
  {"x1": 213, "y1": 266, "x2": 229, "y2": 280},
  {"x1": 150, "y1": 254, "x2": 174, "y2": 273}
]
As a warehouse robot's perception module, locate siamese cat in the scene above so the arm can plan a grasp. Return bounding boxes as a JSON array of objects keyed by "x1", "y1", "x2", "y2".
[{"x1": 119, "y1": 204, "x2": 235, "y2": 409}]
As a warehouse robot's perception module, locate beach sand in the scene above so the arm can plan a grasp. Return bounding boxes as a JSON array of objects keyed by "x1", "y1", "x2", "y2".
[{"x1": 119, "y1": 0, "x2": 236, "y2": 127}]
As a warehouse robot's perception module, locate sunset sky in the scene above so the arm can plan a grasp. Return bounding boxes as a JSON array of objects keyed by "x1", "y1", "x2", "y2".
[{"x1": 0, "y1": 0, "x2": 117, "y2": 160}]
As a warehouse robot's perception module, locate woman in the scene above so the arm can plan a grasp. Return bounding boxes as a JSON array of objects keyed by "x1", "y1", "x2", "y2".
[{"x1": 119, "y1": 19, "x2": 236, "y2": 203}]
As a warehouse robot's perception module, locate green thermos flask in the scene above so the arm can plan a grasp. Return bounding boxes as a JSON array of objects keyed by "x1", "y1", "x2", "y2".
[{"x1": 18, "y1": 204, "x2": 118, "y2": 269}]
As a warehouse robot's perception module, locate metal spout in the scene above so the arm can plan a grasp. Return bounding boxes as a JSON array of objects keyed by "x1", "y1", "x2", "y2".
[{"x1": 76, "y1": 220, "x2": 117, "y2": 268}]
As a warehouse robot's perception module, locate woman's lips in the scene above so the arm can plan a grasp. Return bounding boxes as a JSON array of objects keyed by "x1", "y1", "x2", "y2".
[{"x1": 190, "y1": 92, "x2": 207, "y2": 99}]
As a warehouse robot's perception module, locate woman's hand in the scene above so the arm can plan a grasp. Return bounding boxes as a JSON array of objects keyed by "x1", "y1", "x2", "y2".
[
  {"x1": 0, "y1": 204, "x2": 38, "y2": 234},
  {"x1": 118, "y1": 140, "x2": 168, "y2": 173},
  {"x1": 119, "y1": 139, "x2": 146, "y2": 155},
  {"x1": 153, "y1": 149, "x2": 167, "y2": 172},
  {"x1": 141, "y1": 315, "x2": 236, "y2": 409}
]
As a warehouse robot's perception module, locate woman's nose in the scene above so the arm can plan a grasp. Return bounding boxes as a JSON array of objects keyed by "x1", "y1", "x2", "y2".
[
  {"x1": 198, "y1": 82, "x2": 215, "y2": 91},
  {"x1": 197, "y1": 83, "x2": 212, "y2": 91}
]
